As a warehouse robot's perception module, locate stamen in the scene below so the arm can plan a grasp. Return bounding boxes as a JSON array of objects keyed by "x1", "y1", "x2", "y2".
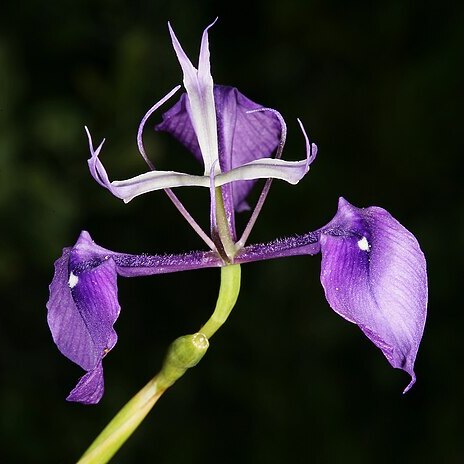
[
  {"x1": 136, "y1": 88, "x2": 217, "y2": 252},
  {"x1": 136, "y1": 86, "x2": 181, "y2": 170},
  {"x1": 237, "y1": 111, "x2": 316, "y2": 250},
  {"x1": 236, "y1": 108, "x2": 287, "y2": 249}
]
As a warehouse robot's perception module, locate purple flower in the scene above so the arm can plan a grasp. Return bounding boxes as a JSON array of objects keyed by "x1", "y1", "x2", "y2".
[{"x1": 47, "y1": 22, "x2": 427, "y2": 404}]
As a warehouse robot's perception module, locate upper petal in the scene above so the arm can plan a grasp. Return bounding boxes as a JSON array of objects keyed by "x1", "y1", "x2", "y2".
[
  {"x1": 214, "y1": 86, "x2": 282, "y2": 212},
  {"x1": 168, "y1": 22, "x2": 219, "y2": 174},
  {"x1": 156, "y1": 86, "x2": 281, "y2": 168},
  {"x1": 319, "y1": 198, "x2": 428, "y2": 391},
  {"x1": 156, "y1": 85, "x2": 281, "y2": 211},
  {"x1": 157, "y1": 85, "x2": 316, "y2": 211},
  {"x1": 155, "y1": 93, "x2": 202, "y2": 163}
]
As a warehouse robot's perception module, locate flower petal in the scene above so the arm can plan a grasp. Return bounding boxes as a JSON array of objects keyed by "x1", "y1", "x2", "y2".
[
  {"x1": 154, "y1": 93, "x2": 201, "y2": 162},
  {"x1": 157, "y1": 86, "x2": 283, "y2": 212},
  {"x1": 215, "y1": 86, "x2": 282, "y2": 212},
  {"x1": 87, "y1": 111, "x2": 316, "y2": 203},
  {"x1": 319, "y1": 198, "x2": 427, "y2": 391},
  {"x1": 92, "y1": 154, "x2": 314, "y2": 204},
  {"x1": 157, "y1": 86, "x2": 316, "y2": 213},
  {"x1": 107, "y1": 171, "x2": 211, "y2": 202},
  {"x1": 46, "y1": 231, "x2": 120, "y2": 404},
  {"x1": 168, "y1": 22, "x2": 219, "y2": 174},
  {"x1": 217, "y1": 147, "x2": 315, "y2": 186},
  {"x1": 85, "y1": 126, "x2": 212, "y2": 203},
  {"x1": 66, "y1": 362, "x2": 105, "y2": 405}
]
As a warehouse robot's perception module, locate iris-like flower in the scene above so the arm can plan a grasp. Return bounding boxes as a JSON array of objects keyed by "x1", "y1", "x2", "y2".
[{"x1": 47, "y1": 22, "x2": 427, "y2": 404}]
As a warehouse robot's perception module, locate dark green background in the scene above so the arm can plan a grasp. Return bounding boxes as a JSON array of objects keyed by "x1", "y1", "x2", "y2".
[{"x1": 1, "y1": 1, "x2": 462, "y2": 462}]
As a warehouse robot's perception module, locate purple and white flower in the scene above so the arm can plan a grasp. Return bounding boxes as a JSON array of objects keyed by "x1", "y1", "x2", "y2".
[{"x1": 47, "y1": 22, "x2": 427, "y2": 404}]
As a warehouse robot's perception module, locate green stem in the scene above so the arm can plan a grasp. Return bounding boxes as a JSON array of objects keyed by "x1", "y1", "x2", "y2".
[
  {"x1": 200, "y1": 264, "x2": 241, "y2": 339},
  {"x1": 76, "y1": 376, "x2": 164, "y2": 464},
  {"x1": 75, "y1": 264, "x2": 241, "y2": 464}
]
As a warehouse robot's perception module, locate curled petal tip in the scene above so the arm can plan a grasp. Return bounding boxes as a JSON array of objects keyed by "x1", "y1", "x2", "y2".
[
  {"x1": 402, "y1": 373, "x2": 416, "y2": 394},
  {"x1": 296, "y1": 119, "x2": 317, "y2": 171},
  {"x1": 84, "y1": 126, "x2": 106, "y2": 159},
  {"x1": 66, "y1": 363, "x2": 105, "y2": 405},
  {"x1": 205, "y1": 17, "x2": 219, "y2": 31}
]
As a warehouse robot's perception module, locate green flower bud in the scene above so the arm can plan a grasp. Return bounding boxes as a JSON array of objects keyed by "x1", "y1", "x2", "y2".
[{"x1": 158, "y1": 333, "x2": 209, "y2": 389}]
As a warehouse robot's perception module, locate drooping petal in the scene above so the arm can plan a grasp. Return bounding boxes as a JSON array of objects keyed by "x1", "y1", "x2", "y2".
[
  {"x1": 47, "y1": 231, "x2": 223, "y2": 403},
  {"x1": 47, "y1": 232, "x2": 120, "y2": 404},
  {"x1": 168, "y1": 21, "x2": 219, "y2": 174},
  {"x1": 319, "y1": 198, "x2": 427, "y2": 391}
]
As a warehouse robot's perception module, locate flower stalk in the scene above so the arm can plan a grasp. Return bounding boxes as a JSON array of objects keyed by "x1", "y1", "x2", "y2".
[
  {"x1": 76, "y1": 376, "x2": 164, "y2": 464},
  {"x1": 200, "y1": 264, "x2": 241, "y2": 339}
]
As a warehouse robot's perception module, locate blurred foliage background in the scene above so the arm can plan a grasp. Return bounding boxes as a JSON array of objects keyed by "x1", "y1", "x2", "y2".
[{"x1": 1, "y1": 0, "x2": 463, "y2": 462}]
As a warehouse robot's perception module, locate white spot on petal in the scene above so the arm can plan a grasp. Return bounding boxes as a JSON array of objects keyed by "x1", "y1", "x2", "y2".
[
  {"x1": 357, "y1": 236, "x2": 370, "y2": 251},
  {"x1": 68, "y1": 272, "x2": 79, "y2": 289}
]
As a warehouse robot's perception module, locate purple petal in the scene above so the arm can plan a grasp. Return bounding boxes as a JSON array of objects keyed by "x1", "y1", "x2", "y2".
[
  {"x1": 66, "y1": 363, "x2": 105, "y2": 405},
  {"x1": 319, "y1": 198, "x2": 427, "y2": 391},
  {"x1": 214, "y1": 86, "x2": 281, "y2": 212},
  {"x1": 168, "y1": 22, "x2": 219, "y2": 174},
  {"x1": 157, "y1": 85, "x2": 282, "y2": 213},
  {"x1": 155, "y1": 93, "x2": 201, "y2": 162},
  {"x1": 47, "y1": 232, "x2": 120, "y2": 404}
]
